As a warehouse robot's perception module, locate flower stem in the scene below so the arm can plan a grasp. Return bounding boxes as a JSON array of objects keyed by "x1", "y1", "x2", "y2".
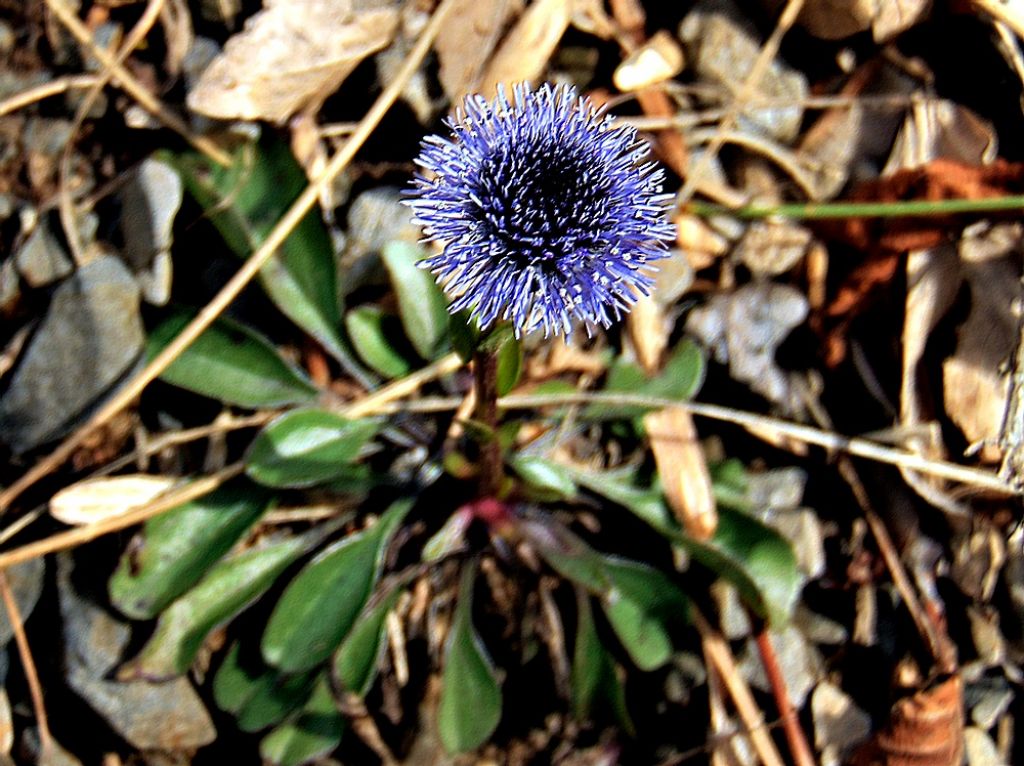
[
  {"x1": 473, "y1": 348, "x2": 504, "y2": 498},
  {"x1": 687, "y1": 194, "x2": 1024, "y2": 220}
]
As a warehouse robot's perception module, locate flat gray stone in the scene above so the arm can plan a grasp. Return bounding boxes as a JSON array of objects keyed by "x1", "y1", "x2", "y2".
[
  {"x1": 0, "y1": 256, "x2": 143, "y2": 453},
  {"x1": 57, "y1": 557, "x2": 216, "y2": 752}
]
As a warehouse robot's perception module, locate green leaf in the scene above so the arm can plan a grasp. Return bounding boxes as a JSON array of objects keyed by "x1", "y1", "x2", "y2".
[
  {"x1": 563, "y1": 465, "x2": 801, "y2": 627},
  {"x1": 570, "y1": 590, "x2": 633, "y2": 733},
  {"x1": 212, "y1": 643, "x2": 316, "y2": 732},
  {"x1": 587, "y1": 340, "x2": 705, "y2": 420},
  {"x1": 494, "y1": 334, "x2": 523, "y2": 396},
  {"x1": 260, "y1": 676, "x2": 345, "y2": 766},
  {"x1": 333, "y1": 586, "x2": 402, "y2": 697},
  {"x1": 165, "y1": 140, "x2": 371, "y2": 387},
  {"x1": 520, "y1": 518, "x2": 686, "y2": 671},
  {"x1": 509, "y1": 455, "x2": 576, "y2": 501},
  {"x1": 149, "y1": 310, "x2": 318, "y2": 407},
  {"x1": 439, "y1": 563, "x2": 502, "y2": 754},
  {"x1": 448, "y1": 310, "x2": 480, "y2": 362},
  {"x1": 675, "y1": 506, "x2": 802, "y2": 627},
  {"x1": 344, "y1": 307, "x2": 413, "y2": 379},
  {"x1": 381, "y1": 241, "x2": 449, "y2": 360},
  {"x1": 128, "y1": 528, "x2": 325, "y2": 679},
  {"x1": 261, "y1": 500, "x2": 411, "y2": 672},
  {"x1": 245, "y1": 409, "x2": 381, "y2": 489},
  {"x1": 109, "y1": 483, "x2": 272, "y2": 619}
]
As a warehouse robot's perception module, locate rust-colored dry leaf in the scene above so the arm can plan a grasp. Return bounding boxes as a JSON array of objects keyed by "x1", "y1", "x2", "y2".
[
  {"x1": 644, "y1": 407, "x2": 717, "y2": 540},
  {"x1": 435, "y1": 0, "x2": 515, "y2": 103},
  {"x1": 50, "y1": 474, "x2": 178, "y2": 526},
  {"x1": 796, "y1": 0, "x2": 932, "y2": 42},
  {"x1": 852, "y1": 675, "x2": 964, "y2": 766},
  {"x1": 478, "y1": 0, "x2": 571, "y2": 97},
  {"x1": 187, "y1": 0, "x2": 399, "y2": 123}
]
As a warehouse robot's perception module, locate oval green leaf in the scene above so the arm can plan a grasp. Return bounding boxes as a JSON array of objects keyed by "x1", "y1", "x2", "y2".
[
  {"x1": 381, "y1": 241, "x2": 449, "y2": 360},
  {"x1": 438, "y1": 564, "x2": 502, "y2": 754},
  {"x1": 261, "y1": 500, "x2": 411, "y2": 672},
  {"x1": 345, "y1": 306, "x2": 413, "y2": 379},
  {"x1": 109, "y1": 483, "x2": 272, "y2": 620},
  {"x1": 149, "y1": 311, "x2": 318, "y2": 407},
  {"x1": 333, "y1": 587, "x2": 402, "y2": 697},
  {"x1": 245, "y1": 409, "x2": 381, "y2": 489}
]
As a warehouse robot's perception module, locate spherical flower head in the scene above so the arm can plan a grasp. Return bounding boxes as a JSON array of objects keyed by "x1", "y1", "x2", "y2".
[{"x1": 405, "y1": 83, "x2": 676, "y2": 338}]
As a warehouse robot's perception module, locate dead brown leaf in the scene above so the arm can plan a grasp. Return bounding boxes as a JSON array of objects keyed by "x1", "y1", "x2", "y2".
[
  {"x1": 644, "y1": 407, "x2": 717, "y2": 540},
  {"x1": 478, "y1": 0, "x2": 571, "y2": 97},
  {"x1": 852, "y1": 674, "x2": 964, "y2": 766},
  {"x1": 434, "y1": 0, "x2": 516, "y2": 103},
  {"x1": 187, "y1": 0, "x2": 399, "y2": 123}
]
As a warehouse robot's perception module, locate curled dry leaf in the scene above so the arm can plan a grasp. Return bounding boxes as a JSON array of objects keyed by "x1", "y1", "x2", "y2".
[
  {"x1": 478, "y1": 0, "x2": 572, "y2": 97},
  {"x1": 50, "y1": 474, "x2": 178, "y2": 526},
  {"x1": 644, "y1": 407, "x2": 717, "y2": 540},
  {"x1": 852, "y1": 674, "x2": 964, "y2": 766},
  {"x1": 187, "y1": 0, "x2": 399, "y2": 123}
]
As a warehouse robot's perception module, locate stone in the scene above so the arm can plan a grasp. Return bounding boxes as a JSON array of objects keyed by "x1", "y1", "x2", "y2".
[
  {"x1": 0, "y1": 256, "x2": 144, "y2": 453},
  {"x1": 15, "y1": 220, "x2": 73, "y2": 288}
]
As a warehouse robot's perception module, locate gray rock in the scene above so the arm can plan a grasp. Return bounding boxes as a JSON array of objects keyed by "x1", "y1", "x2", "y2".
[
  {"x1": 740, "y1": 625, "x2": 822, "y2": 708},
  {"x1": 57, "y1": 557, "x2": 216, "y2": 751},
  {"x1": 119, "y1": 158, "x2": 182, "y2": 305},
  {"x1": 0, "y1": 256, "x2": 144, "y2": 453},
  {"x1": 342, "y1": 187, "x2": 421, "y2": 289},
  {"x1": 15, "y1": 221, "x2": 73, "y2": 288},
  {"x1": 811, "y1": 681, "x2": 870, "y2": 759}
]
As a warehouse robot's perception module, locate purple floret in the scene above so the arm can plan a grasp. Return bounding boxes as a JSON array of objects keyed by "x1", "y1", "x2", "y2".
[{"x1": 405, "y1": 83, "x2": 676, "y2": 338}]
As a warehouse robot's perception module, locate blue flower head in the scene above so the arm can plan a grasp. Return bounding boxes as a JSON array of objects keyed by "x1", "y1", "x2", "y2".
[{"x1": 406, "y1": 83, "x2": 676, "y2": 337}]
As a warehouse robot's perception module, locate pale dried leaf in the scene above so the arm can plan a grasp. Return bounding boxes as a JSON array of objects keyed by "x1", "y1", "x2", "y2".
[
  {"x1": 50, "y1": 474, "x2": 178, "y2": 526},
  {"x1": 479, "y1": 0, "x2": 572, "y2": 97},
  {"x1": 943, "y1": 225, "x2": 1022, "y2": 461},
  {"x1": 435, "y1": 0, "x2": 516, "y2": 102},
  {"x1": 187, "y1": 0, "x2": 399, "y2": 123},
  {"x1": 613, "y1": 30, "x2": 685, "y2": 92},
  {"x1": 796, "y1": 0, "x2": 932, "y2": 42},
  {"x1": 644, "y1": 407, "x2": 717, "y2": 539}
]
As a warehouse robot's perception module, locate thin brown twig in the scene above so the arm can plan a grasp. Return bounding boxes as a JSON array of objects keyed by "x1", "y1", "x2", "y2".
[
  {"x1": 0, "y1": 0, "x2": 460, "y2": 516},
  {"x1": 678, "y1": 0, "x2": 806, "y2": 205},
  {"x1": 0, "y1": 570, "x2": 52, "y2": 753},
  {"x1": 752, "y1": 626, "x2": 816, "y2": 766},
  {"x1": 693, "y1": 607, "x2": 786, "y2": 766},
  {"x1": 0, "y1": 74, "x2": 103, "y2": 118},
  {"x1": 43, "y1": 0, "x2": 231, "y2": 166},
  {"x1": 59, "y1": 0, "x2": 167, "y2": 266}
]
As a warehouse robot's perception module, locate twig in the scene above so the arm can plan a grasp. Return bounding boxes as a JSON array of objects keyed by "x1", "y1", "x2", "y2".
[
  {"x1": 0, "y1": 0, "x2": 460, "y2": 516},
  {"x1": 43, "y1": 0, "x2": 231, "y2": 166},
  {"x1": 837, "y1": 458, "x2": 958, "y2": 672},
  {"x1": 335, "y1": 391, "x2": 1015, "y2": 495},
  {"x1": 0, "y1": 464, "x2": 243, "y2": 571},
  {"x1": 0, "y1": 570, "x2": 52, "y2": 754},
  {"x1": 678, "y1": 0, "x2": 806, "y2": 205},
  {"x1": 693, "y1": 607, "x2": 786, "y2": 766},
  {"x1": 59, "y1": 0, "x2": 167, "y2": 266},
  {"x1": 752, "y1": 626, "x2": 816, "y2": 766},
  {"x1": 473, "y1": 349, "x2": 505, "y2": 497},
  {"x1": 0, "y1": 74, "x2": 102, "y2": 118}
]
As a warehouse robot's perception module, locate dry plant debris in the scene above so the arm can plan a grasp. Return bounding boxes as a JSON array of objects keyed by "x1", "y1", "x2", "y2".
[{"x1": 0, "y1": 0, "x2": 1020, "y2": 764}]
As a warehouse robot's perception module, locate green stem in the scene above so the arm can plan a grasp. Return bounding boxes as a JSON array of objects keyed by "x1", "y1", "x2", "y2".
[
  {"x1": 473, "y1": 348, "x2": 504, "y2": 498},
  {"x1": 687, "y1": 195, "x2": 1024, "y2": 221}
]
